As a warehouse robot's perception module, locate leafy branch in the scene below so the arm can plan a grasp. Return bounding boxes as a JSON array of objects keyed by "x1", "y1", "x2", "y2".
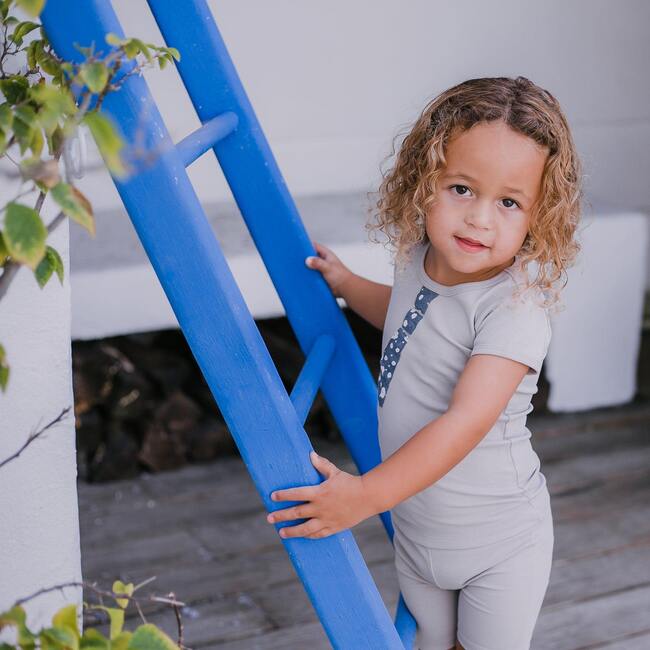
[
  {"x1": 0, "y1": 0, "x2": 180, "y2": 391},
  {"x1": 1, "y1": 578, "x2": 190, "y2": 650}
]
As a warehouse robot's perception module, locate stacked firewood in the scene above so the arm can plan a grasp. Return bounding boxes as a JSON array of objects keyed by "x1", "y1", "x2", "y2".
[{"x1": 73, "y1": 310, "x2": 383, "y2": 482}]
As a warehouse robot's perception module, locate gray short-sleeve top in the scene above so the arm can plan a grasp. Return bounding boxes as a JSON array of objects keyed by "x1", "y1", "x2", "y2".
[{"x1": 377, "y1": 241, "x2": 552, "y2": 549}]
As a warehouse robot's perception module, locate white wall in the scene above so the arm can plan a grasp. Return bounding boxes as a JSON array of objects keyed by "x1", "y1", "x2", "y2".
[{"x1": 73, "y1": 0, "x2": 650, "y2": 282}]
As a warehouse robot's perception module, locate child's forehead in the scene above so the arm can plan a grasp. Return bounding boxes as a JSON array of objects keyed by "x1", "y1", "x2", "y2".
[{"x1": 442, "y1": 122, "x2": 548, "y2": 193}]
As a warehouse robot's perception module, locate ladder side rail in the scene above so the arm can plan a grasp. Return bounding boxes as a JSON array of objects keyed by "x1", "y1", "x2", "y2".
[
  {"x1": 40, "y1": 3, "x2": 404, "y2": 648},
  {"x1": 147, "y1": 5, "x2": 418, "y2": 641},
  {"x1": 146, "y1": 0, "x2": 387, "y2": 493}
]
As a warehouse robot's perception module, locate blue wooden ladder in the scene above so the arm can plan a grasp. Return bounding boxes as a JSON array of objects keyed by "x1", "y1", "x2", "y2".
[{"x1": 42, "y1": 1, "x2": 416, "y2": 646}]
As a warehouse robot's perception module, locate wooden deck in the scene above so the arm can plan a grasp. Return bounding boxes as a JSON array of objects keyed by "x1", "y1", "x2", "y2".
[{"x1": 78, "y1": 400, "x2": 650, "y2": 649}]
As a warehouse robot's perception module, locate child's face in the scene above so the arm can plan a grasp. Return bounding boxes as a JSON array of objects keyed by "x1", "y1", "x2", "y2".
[{"x1": 424, "y1": 120, "x2": 548, "y2": 286}]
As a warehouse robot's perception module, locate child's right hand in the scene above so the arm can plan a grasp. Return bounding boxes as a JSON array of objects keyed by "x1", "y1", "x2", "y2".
[{"x1": 305, "y1": 242, "x2": 353, "y2": 298}]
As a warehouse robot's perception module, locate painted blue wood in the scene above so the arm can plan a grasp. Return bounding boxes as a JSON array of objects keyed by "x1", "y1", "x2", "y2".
[
  {"x1": 175, "y1": 112, "x2": 239, "y2": 167},
  {"x1": 41, "y1": 1, "x2": 416, "y2": 646},
  {"x1": 290, "y1": 335, "x2": 336, "y2": 424}
]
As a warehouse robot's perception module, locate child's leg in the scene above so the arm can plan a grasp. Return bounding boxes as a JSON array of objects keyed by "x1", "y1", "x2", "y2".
[
  {"x1": 456, "y1": 510, "x2": 554, "y2": 650},
  {"x1": 394, "y1": 527, "x2": 459, "y2": 649}
]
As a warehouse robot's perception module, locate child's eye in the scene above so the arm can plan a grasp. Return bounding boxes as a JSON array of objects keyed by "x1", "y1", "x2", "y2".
[
  {"x1": 450, "y1": 184, "x2": 471, "y2": 196},
  {"x1": 501, "y1": 198, "x2": 520, "y2": 209}
]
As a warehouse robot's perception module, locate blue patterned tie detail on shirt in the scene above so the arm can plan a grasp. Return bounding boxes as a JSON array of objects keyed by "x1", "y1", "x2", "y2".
[{"x1": 378, "y1": 286, "x2": 439, "y2": 407}]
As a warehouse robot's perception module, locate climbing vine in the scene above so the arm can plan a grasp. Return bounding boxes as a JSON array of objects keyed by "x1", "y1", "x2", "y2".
[{"x1": 0, "y1": 0, "x2": 178, "y2": 391}]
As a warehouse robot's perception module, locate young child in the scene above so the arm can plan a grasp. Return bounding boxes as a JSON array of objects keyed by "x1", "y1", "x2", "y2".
[{"x1": 265, "y1": 76, "x2": 582, "y2": 650}]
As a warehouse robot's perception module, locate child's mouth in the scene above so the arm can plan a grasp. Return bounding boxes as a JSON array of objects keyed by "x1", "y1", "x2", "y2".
[{"x1": 454, "y1": 236, "x2": 487, "y2": 252}]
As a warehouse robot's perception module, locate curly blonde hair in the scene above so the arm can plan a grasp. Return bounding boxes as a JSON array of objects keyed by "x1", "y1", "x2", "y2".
[{"x1": 366, "y1": 76, "x2": 583, "y2": 311}]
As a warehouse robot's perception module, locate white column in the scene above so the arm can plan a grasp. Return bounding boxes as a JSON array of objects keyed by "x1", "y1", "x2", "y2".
[{"x1": 0, "y1": 199, "x2": 82, "y2": 631}]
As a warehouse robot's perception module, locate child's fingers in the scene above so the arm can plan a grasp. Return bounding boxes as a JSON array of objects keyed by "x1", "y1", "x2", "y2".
[
  {"x1": 305, "y1": 254, "x2": 330, "y2": 271},
  {"x1": 271, "y1": 485, "x2": 319, "y2": 502},
  {"x1": 278, "y1": 518, "x2": 324, "y2": 539},
  {"x1": 267, "y1": 501, "x2": 316, "y2": 524},
  {"x1": 313, "y1": 241, "x2": 335, "y2": 261}
]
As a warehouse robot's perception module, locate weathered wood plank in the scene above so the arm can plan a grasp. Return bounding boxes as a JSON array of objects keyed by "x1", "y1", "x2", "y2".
[
  {"x1": 552, "y1": 503, "x2": 650, "y2": 561},
  {"x1": 81, "y1": 529, "x2": 208, "y2": 579},
  {"x1": 532, "y1": 584, "x2": 650, "y2": 649},
  {"x1": 142, "y1": 593, "x2": 273, "y2": 647},
  {"x1": 545, "y1": 541, "x2": 650, "y2": 606},
  {"x1": 589, "y1": 629, "x2": 650, "y2": 649},
  {"x1": 534, "y1": 423, "x2": 648, "y2": 464},
  {"x1": 543, "y1": 444, "x2": 650, "y2": 493},
  {"x1": 252, "y1": 560, "x2": 400, "y2": 630},
  {"x1": 76, "y1": 403, "x2": 650, "y2": 649},
  {"x1": 207, "y1": 620, "x2": 330, "y2": 650}
]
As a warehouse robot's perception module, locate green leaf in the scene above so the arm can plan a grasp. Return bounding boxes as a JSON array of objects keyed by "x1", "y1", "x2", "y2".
[
  {"x1": 50, "y1": 183, "x2": 94, "y2": 235},
  {"x1": 123, "y1": 39, "x2": 139, "y2": 59},
  {"x1": 0, "y1": 606, "x2": 35, "y2": 649},
  {"x1": 112, "y1": 581, "x2": 134, "y2": 609},
  {"x1": 40, "y1": 625, "x2": 76, "y2": 650},
  {"x1": 83, "y1": 112, "x2": 126, "y2": 177},
  {"x1": 105, "y1": 33, "x2": 123, "y2": 47},
  {"x1": 79, "y1": 629, "x2": 109, "y2": 650},
  {"x1": 97, "y1": 607, "x2": 124, "y2": 641},
  {"x1": 127, "y1": 624, "x2": 177, "y2": 650},
  {"x1": 52, "y1": 604, "x2": 79, "y2": 643},
  {"x1": 10, "y1": 20, "x2": 40, "y2": 46},
  {"x1": 79, "y1": 63, "x2": 109, "y2": 94},
  {"x1": 16, "y1": 0, "x2": 46, "y2": 17},
  {"x1": 13, "y1": 104, "x2": 37, "y2": 154},
  {"x1": 35, "y1": 245, "x2": 64, "y2": 287},
  {"x1": 27, "y1": 40, "x2": 39, "y2": 69},
  {"x1": 37, "y1": 47, "x2": 62, "y2": 77},
  {"x1": 46, "y1": 125, "x2": 64, "y2": 156},
  {"x1": 0, "y1": 347, "x2": 8, "y2": 391},
  {"x1": 0, "y1": 75, "x2": 30, "y2": 104},
  {"x1": 0, "y1": 103, "x2": 12, "y2": 130},
  {"x1": 165, "y1": 46, "x2": 180, "y2": 62},
  {"x1": 0, "y1": 605, "x2": 27, "y2": 627},
  {"x1": 31, "y1": 85, "x2": 76, "y2": 131},
  {"x1": 111, "y1": 632, "x2": 132, "y2": 650},
  {"x1": 130, "y1": 38, "x2": 151, "y2": 62},
  {"x1": 30, "y1": 125, "x2": 44, "y2": 156},
  {"x1": 0, "y1": 231, "x2": 9, "y2": 261},
  {"x1": 3, "y1": 202, "x2": 47, "y2": 270}
]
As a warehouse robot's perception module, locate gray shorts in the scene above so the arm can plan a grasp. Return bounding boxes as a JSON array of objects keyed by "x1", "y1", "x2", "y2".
[{"x1": 394, "y1": 508, "x2": 554, "y2": 650}]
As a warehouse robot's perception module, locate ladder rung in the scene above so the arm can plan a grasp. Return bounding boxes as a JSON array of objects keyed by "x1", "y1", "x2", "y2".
[
  {"x1": 175, "y1": 111, "x2": 238, "y2": 167},
  {"x1": 290, "y1": 334, "x2": 336, "y2": 424}
]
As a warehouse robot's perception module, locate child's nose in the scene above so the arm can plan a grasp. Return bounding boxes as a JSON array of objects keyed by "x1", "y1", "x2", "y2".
[{"x1": 465, "y1": 203, "x2": 495, "y2": 228}]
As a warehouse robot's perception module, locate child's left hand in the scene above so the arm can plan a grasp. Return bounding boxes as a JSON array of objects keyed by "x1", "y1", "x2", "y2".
[{"x1": 266, "y1": 451, "x2": 374, "y2": 540}]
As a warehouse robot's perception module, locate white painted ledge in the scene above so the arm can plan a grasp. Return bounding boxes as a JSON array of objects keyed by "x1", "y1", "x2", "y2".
[{"x1": 69, "y1": 192, "x2": 393, "y2": 340}]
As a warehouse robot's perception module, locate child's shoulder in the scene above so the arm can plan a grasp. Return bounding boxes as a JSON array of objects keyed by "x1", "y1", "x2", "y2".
[{"x1": 474, "y1": 266, "x2": 550, "y2": 338}]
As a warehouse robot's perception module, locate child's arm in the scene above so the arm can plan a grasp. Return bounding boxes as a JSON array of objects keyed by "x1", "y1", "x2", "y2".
[
  {"x1": 266, "y1": 353, "x2": 530, "y2": 539},
  {"x1": 362, "y1": 353, "x2": 530, "y2": 513},
  {"x1": 306, "y1": 241, "x2": 391, "y2": 330}
]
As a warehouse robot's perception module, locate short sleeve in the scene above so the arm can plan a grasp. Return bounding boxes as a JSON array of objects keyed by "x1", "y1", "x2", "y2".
[{"x1": 471, "y1": 295, "x2": 551, "y2": 374}]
